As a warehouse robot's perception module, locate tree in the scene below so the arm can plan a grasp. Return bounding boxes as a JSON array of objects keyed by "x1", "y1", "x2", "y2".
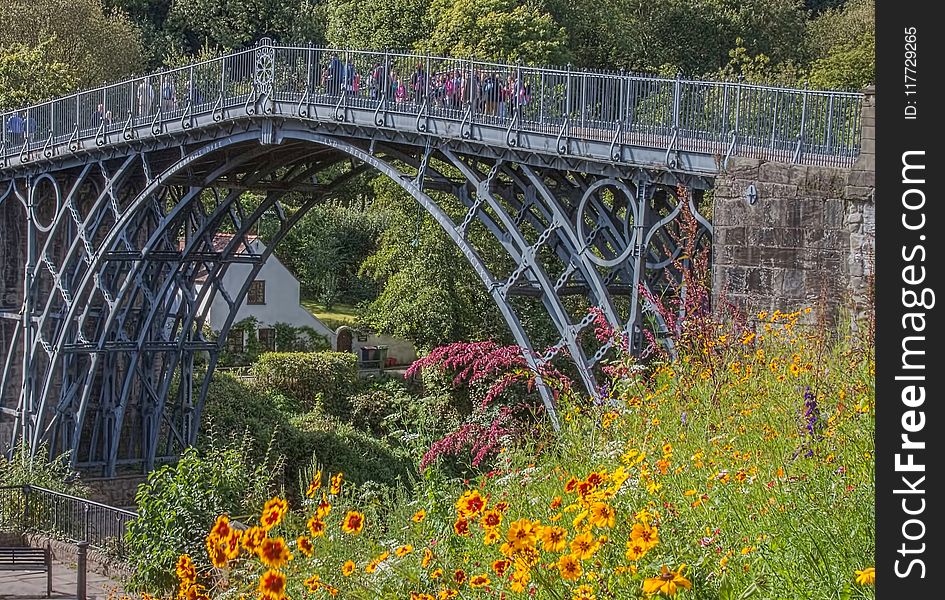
[
  {"x1": 805, "y1": 0, "x2": 874, "y2": 89},
  {"x1": 163, "y1": 0, "x2": 326, "y2": 54},
  {"x1": 422, "y1": 0, "x2": 570, "y2": 65},
  {"x1": 0, "y1": 0, "x2": 144, "y2": 88},
  {"x1": 0, "y1": 42, "x2": 79, "y2": 112},
  {"x1": 326, "y1": 0, "x2": 429, "y2": 51}
]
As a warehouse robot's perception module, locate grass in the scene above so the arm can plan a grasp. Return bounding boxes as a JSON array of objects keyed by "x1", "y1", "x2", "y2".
[
  {"x1": 171, "y1": 308, "x2": 876, "y2": 599},
  {"x1": 301, "y1": 299, "x2": 360, "y2": 331}
]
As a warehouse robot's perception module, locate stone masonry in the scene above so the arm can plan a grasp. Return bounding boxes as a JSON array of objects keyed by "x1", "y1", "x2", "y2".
[{"x1": 711, "y1": 86, "x2": 875, "y2": 326}]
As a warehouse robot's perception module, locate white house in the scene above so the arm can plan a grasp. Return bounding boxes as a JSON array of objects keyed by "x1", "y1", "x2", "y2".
[{"x1": 194, "y1": 234, "x2": 336, "y2": 351}]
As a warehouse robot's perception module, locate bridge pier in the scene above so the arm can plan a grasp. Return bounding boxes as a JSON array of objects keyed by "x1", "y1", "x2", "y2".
[{"x1": 711, "y1": 86, "x2": 875, "y2": 326}]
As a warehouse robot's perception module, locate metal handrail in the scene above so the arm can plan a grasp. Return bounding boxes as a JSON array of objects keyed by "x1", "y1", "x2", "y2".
[
  {"x1": 0, "y1": 40, "x2": 864, "y2": 170},
  {"x1": 0, "y1": 484, "x2": 137, "y2": 556}
]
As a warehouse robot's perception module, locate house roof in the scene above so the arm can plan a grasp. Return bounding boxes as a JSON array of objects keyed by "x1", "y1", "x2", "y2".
[{"x1": 178, "y1": 233, "x2": 263, "y2": 283}]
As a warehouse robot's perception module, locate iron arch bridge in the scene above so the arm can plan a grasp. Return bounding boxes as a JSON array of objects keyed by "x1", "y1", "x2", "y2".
[{"x1": 0, "y1": 40, "x2": 863, "y2": 474}]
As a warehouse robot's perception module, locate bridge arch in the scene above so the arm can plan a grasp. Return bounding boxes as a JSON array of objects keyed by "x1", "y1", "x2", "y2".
[{"x1": 2, "y1": 123, "x2": 711, "y2": 474}]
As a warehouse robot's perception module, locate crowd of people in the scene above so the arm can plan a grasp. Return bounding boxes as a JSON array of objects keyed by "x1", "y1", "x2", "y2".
[{"x1": 320, "y1": 53, "x2": 534, "y2": 117}]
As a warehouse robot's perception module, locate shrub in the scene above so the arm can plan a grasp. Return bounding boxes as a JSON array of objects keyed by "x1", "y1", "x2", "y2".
[
  {"x1": 252, "y1": 351, "x2": 358, "y2": 417},
  {"x1": 286, "y1": 411, "x2": 413, "y2": 492},
  {"x1": 123, "y1": 434, "x2": 278, "y2": 594}
]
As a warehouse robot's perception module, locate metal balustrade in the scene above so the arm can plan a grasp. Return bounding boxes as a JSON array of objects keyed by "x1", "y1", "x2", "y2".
[
  {"x1": 0, "y1": 485, "x2": 137, "y2": 557},
  {"x1": 0, "y1": 40, "x2": 863, "y2": 171}
]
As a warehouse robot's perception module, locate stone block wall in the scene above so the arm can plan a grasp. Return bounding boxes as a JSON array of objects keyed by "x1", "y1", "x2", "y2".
[{"x1": 711, "y1": 87, "x2": 875, "y2": 325}]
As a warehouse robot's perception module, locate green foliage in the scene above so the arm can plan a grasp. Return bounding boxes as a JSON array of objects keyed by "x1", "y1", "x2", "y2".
[
  {"x1": 124, "y1": 435, "x2": 278, "y2": 594},
  {"x1": 806, "y1": 0, "x2": 874, "y2": 89},
  {"x1": 0, "y1": 0, "x2": 144, "y2": 89},
  {"x1": 0, "y1": 41, "x2": 79, "y2": 112},
  {"x1": 274, "y1": 203, "x2": 390, "y2": 308},
  {"x1": 251, "y1": 351, "x2": 359, "y2": 417},
  {"x1": 0, "y1": 444, "x2": 87, "y2": 496},
  {"x1": 326, "y1": 0, "x2": 430, "y2": 51},
  {"x1": 163, "y1": 0, "x2": 326, "y2": 54},
  {"x1": 359, "y1": 177, "x2": 507, "y2": 351},
  {"x1": 422, "y1": 0, "x2": 570, "y2": 64}
]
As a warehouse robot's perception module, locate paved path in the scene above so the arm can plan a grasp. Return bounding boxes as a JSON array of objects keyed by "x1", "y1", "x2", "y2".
[{"x1": 0, "y1": 559, "x2": 123, "y2": 600}]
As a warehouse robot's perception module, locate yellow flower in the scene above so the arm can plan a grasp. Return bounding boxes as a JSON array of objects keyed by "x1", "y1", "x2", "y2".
[
  {"x1": 296, "y1": 536, "x2": 314, "y2": 557},
  {"x1": 569, "y1": 531, "x2": 601, "y2": 560},
  {"x1": 642, "y1": 565, "x2": 692, "y2": 597},
  {"x1": 510, "y1": 568, "x2": 531, "y2": 592},
  {"x1": 258, "y1": 537, "x2": 292, "y2": 569},
  {"x1": 573, "y1": 584, "x2": 596, "y2": 600},
  {"x1": 430, "y1": 568, "x2": 444, "y2": 580},
  {"x1": 539, "y1": 525, "x2": 568, "y2": 552},
  {"x1": 396, "y1": 545, "x2": 414, "y2": 557},
  {"x1": 209, "y1": 515, "x2": 232, "y2": 540},
  {"x1": 492, "y1": 559, "x2": 510, "y2": 576},
  {"x1": 422, "y1": 548, "x2": 434, "y2": 568},
  {"x1": 241, "y1": 526, "x2": 268, "y2": 554},
  {"x1": 480, "y1": 508, "x2": 503, "y2": 530},
  {"x1": 341, "y1": 560, "x2": 356, "y2": 576},
  {"x1": 625, "y1": 540, "x2": 649, "y2": 561},
  {"x1": 483, "y1": 529, "x2": 500, "y2": 545},
  {"x1": 175, "y1": 554, "x2": 196, "y2": 585},
  {"x1": 507, "y1": 518, "x2": 538, "y2": 551},
  {"x1": 330, "y1": 472, "x2": 344, "y2": 495},
  {"x1": 588, "y1": 502, "x2": 615, "y2": 529},
  {"x1": 437, "y1": 588, "x2": 458, "y2": 599},
  {"x1": 455, "y1": 489, "x2": 487, "y2": 518},
  {"x1": 303, "y1": 574, "x2": 322, "y2": 593},
  {"x1": 470, "y1": 574, "x2": 490, "y2": 588},
  {"x1": 557, "y1": 554, "x2": 583, "y2": 581},
  {"x1": 258, "y1": 569, "x2": 287, "y2": 600},
  {"x1": 316, "y1": 495, "x2": 332, "y2": 519},
  {"x1": 630, "y1": 522, "x2": 659, "y2": 550},
  {"x1": 307, "y1": 516, "x2": 326, "y2": 538},
  {"x1": 453, "y1": 516, "x2": 471, "y2": 537},
  {"x1": 341, "y1": 511, "x2": 365, "y2": 535},
  {"x1": 854, "y1": 566, "x2": 875, "y2": 586},
  {"x1": 412, "y1": 509, "x2": 427, "y2": 523},
  {"x1": 260, "y1": 497, "x2": 288, "y2": 530},
  {"x1": 305, "y1": 471, "x2": 322, "y2": 498}
]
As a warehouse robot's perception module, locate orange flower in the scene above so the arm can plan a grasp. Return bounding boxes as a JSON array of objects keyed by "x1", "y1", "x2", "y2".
[
  {"x1": 494, "y1": 501, "x2": 510, "y2": 512},
  {"x1": 341, "y1": 511, "x2": 365, "y2": 535},
  {"x1": 412, "y1": 509, "x2": 427, "y2": 523},
  {"x1": 260, "y1": 498, "x2": 288, "y2": 530},
  {"x1": 470, "y1": 574, "x2": 490, "y2": 588},
  {"x1": 258, "y1": 537, "x2": 292, "y2": 569},
  {"x1": 453, "y1": 517, "x2": 471, "y2": 537},
  {"x1": 205, "y1": 535, "x2": 228, "y2": 569},
  {"x1": 296, "y1": 536, "x2": 314, "y2": 557},
  {"x1": 550, "y1": 496, "x2": 563, "y2": 510},
  {"x1": 342, "y1": 560, "x2": 356, "y2": 576},
  {"x1": 492, "y1": 559, "x2": 510, "y2": 576},
  {"x1": 453, "y1": 569, "x2": 467, "y2": 585},
  {"x1": 307, "y1": 516, "x2": 326, "y2": 538},
  {"x1": 625, "y1": 540, "x2": 649, "y2": 561},
  {"x1": 564, "y1": 477, "x2": 580, "y2": 493},
  {"x1": 258, "y1": 569, "x2": 286, "y2": 600},
  {"x1": 557, "y1": 554, "x2": 583, "y2": 581},
  {"x1": 642, "y1": 565, "x2": 692, "y2": 596},
  {"x1": 306, "y1": 471, "x2": 322, "y2": 498},
  {"x1": 330, "y1": 472, "x2": 344, "y2": 495},
  {"x1": 455, "y1": 489, "x2": 487, "y2": 518}
]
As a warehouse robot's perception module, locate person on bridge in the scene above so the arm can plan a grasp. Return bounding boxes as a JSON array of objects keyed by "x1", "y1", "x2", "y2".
[
  {"x1": 137, "y1": 77, "x2": 155, "y2": 116},
  {"x1": 5, "y1": 112, "x2": 24, "y2": 144},
  {"x1": 411, "y1": 63, "x2": 427, "y2": 103},
  {"x1": 161, "y1": 76, "x2": 177, "y2": 112}
]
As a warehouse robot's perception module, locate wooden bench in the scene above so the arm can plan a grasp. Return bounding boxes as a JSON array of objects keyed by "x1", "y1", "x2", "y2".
[{"x1": 0, "y1": 546, "x2": 52, "y2": 597}]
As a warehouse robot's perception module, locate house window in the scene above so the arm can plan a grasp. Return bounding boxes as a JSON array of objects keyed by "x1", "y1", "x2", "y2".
[
  {"x1": 226, "y1": 331, "x2": 244, "y2": 354},
  {"x1": 258, "y1": 327, "x2": 276, "y2": 352},
  {"x1": 247, "y1": 280, "x2": 266, "y2": 305}
]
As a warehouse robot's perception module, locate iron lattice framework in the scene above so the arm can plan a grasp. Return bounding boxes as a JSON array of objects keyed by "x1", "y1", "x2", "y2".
[{"x1": 0, "y1": 41, "x2": 861, "y2": 474}]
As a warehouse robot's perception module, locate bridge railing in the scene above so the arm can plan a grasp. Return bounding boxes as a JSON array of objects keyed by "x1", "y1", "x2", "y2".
[
  {"x1": 0, "y1": 42, "x2": 863, "y2": 169},
  {"x1": 0, "y1": 485, "x2": 137, "y2": 557}
]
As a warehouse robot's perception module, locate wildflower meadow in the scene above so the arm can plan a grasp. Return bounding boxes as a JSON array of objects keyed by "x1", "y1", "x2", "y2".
[{"x1": 170, "y1": 306, "x2": 875, "y2": 600}]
